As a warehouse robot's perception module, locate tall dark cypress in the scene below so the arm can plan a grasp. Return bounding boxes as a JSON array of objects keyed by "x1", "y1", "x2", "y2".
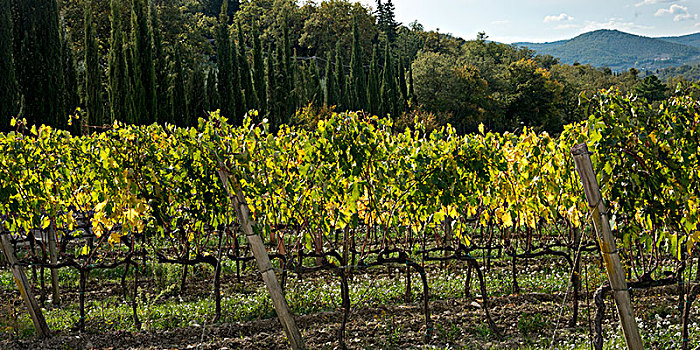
[
  {"x1": 230, "y1": 33, "x2": 244, "y2": 121},
  {"x1": 397, "y1": 59, "x2": 408, "y2": 113},
  {"x1": 109, "y1": 0, "x2": 128, "y2": 123},
  {"x1": 282, "y1": 19, "x2": 295, "y2": 117},
  {"x1": 350, "y1": 16, "x2": 366, "y2": 111},
  {"x1": 14, "y1": 0, "x2": 65, "y2": 127},
  {"x1": 310, "y1": 58, "x2": 322, "y2": 107},
  {"x1": 171, "y1": 44, "x2": 188, "y2": 126},
  {"x1": 275, "y1": 44, "x2": 287, "y2": 124},
  {"x1": 324, "y1": 54, "x2": 336, "y2": 108},
  {"x1": 408, "y1": 65, "x2": 415, "y2": 107},
  {"x1": 151, "y1": 2, "x2": 167, "y2": 123},
  {"x1": 84, "y1": 2, "x2": 104, "y2": 129},
  {"x1": 298, "y1": 61, "x2": 308, "y2": 104},
  {"x1": 367, "y1": 46, "x2": 380, "y2": 115},
  {"x1": 289, "y1": 50, "x2": 300, "y2": 115},
  {"x1": 265, "y1": 49, "x2": 277, "y2": 126},
  {"x1": 380, "y1": 41, "x2": 397, "y2": 118},
  {"x1": 1, "y1": 0, "x2": 17, "y2": 127},
  {"x1": 344, "y1": 80, "x2": 352, "y2": 113},
  {"x1": 206, "y1": 68, "x2": 219, "y2": 113},
  {"x1": 124, "y1": 44, "x2": 137, "y2": 124},
  {"x1": 237, "y1": 21, "x2": 255, "y2": 111},
  {"x1": 60, "y1": 23, "x2": 79, "y2": 132},
  {"x1": 334, "y1": 42, "x2": 347, "y2": 111},
  {"x1": 252, "y1": 23, "x2": 266, "y2": 119},
  {"x1": 131, "y1": 0, "x2": 156, "y2": 124},
  {"x1": 202, "y1": 67, "x2": 211, "y2": 113},
  {"x1": 189, "y1": 62, "x2": 206, "y2": 124},
  {"x1": 129, "y1": 0, "x2": 145, "y2": 124},
  {"x1": 215, "y1": 0, "x2": 234, "y2": 119}
]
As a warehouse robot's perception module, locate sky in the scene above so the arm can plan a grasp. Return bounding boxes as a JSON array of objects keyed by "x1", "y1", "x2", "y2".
[{"x1": 356, "y1": 0, "x2": 700, "y2": 43}]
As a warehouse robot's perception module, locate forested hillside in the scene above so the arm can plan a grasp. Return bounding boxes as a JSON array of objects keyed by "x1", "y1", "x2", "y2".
[
  {"x1": 0, "y1": 0, "x2": 696, "y2": 136},
  {"x1": 658, "y1": 32, "x2": 700, "y2": 49}
]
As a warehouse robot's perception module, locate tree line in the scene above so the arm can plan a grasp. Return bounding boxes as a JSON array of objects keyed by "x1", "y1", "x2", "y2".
[{"x1": 0, "y1": 0, "x2": 689, "y2": 135}]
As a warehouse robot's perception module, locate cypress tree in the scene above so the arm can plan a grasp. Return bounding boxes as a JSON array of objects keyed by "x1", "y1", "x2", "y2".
[
  {"x1": 171, "y1": 44, "x2": 188, "y2": 126},
  {"x1": 350, "y1": 16, "x2": 366, "y2": 111},
  {"x1": 265, "y1": 48, "x2": 278, "y2": 127},
  {"x1": 231, "y1": 34, "x2": 244, "y2": 121},
  {"x1": 124, "y1": 44, "x2": 137, "y2": 124},
  {"x1": 367, "y1": 46, "x2": 380, "y2": 115},
  {"x1": 408, "y1": 65, "x2": 415, "y2": 107},
  {"x1": 289, "y1": 50, "x2": 300, "y2": 115},
  {"x1": 344, "y1": 80, "x2": 352, "y2": 113},
  {"x1": 84, "y1": 2, "x2": 104, "y2": 129},
  {"x1": 237, "y1": 20, "x2": 255, "y2": 111},
  {"x1": 206, "y1": 68, "x2": 219, "y2": 113},
  {"x1": 60, "y1": 23, "x2": 79, "y2": 132},
  {"x1": 129, "y1": 0, "x2": 145, "y2": 124},
  {"x1": 397, "y1": 59, "x2": 408, "y2": 113},
  {"x1": 215, "y1": 0, "x2": 234, "y2": 119},
  {"x1": 380, "y1": 41, "x2": 397, "y2": 118},
  {"x1": 109, "y1": 0, "x2": 128, "y2": 123},
  {"x1": 310, "y1": 58, "x2": 322, "y2": 107},
  {"x1": 282, "y1": 19, "x2": 295, "y2": 118},
  {"x1": 299, "y1": 61, "x2": 308, "y2": 104},
  {"x1": 189, "y1": 62, "x2": 206, "y2": 124},
  {"x1": 334, "y1": 42, "x2": 347, "y2": 111},
  {"x1": 14, "y1": 0, "x2": 65, "y2": 127},
  {"x1": 131, "y1": 0, "x2": 156, "y2": 124},
  {"x1": 283, "y1": 18, "x2": 292, "y2": 91},
  {"x1": 323, "y1": 54, "x2": 336, "y2": 108},
  {"x1": 274, "y1": 44, "x2": 287, "y2": 124},
  {"x1": 151, "y1": 2, "x2": 167, "y2": 123},
  {"x1": 1, "y1": 0, "x2": 17, "y2": 128},
  {"x1": 252, "y1": 23, "x2": 266, "y2": 118},
  {"x1": 203, "y1": 67, "x2": 211, "y2": 113}
]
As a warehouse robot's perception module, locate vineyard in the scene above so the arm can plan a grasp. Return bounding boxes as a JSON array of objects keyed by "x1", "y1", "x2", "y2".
[{"x1": 1, "y1": 89, "x2": 700, "y2": 349}]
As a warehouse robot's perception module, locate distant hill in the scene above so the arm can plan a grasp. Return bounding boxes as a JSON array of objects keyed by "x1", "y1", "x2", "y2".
[
  {"x1": 515, "y1": 29, "x2": 700, "y2": 72},
  {"x1": 658, "y1": 33, "x2": 700, "y2": 49}
]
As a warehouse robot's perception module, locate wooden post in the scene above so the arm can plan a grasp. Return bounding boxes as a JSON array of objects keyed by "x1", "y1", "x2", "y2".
[
  {"x1": 571, "y1": 143, "x2": 643, "y2": 350},
  {"x1": 0, "y1": 232, "x2": 51, "y2": 338},
  {"x1": 216, "y1": 167, "x2": 305, "y2": 350},
  {"x1": 47, "y1": 225, "x2": 60, "y2": 306}
]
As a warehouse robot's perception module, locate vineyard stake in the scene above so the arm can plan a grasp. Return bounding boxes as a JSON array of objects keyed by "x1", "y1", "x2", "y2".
[
  {"x1": 216, "y1": 167, "x2": 305, "y2": 350},
  {"x1": 0, "y1": 231, "x2": 51, "y2": 338},
  {"x1": 571, "y1": 143, "x2": 643, "y2": 350},
  {"x1": 48, "y1": 224, "x2": 61, "y2": 306}
]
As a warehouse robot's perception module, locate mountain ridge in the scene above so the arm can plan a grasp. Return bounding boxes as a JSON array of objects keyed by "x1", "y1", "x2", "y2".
[{"x1": 514, "y1": 29, "x2": 700, "y2": 72}]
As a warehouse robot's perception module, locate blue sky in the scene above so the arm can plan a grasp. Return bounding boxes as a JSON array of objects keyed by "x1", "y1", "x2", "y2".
[{"x1": 357, "y1": 0, "x2": 700, "y2": 43}]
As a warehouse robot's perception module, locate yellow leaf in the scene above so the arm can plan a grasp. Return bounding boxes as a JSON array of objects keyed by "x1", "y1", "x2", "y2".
[
  {"x1": 502, "y1": 211, "x2": 513, "y2": 227},
  {"x1": 41, "y1": 216, "x2": 51, "y2": 229}
]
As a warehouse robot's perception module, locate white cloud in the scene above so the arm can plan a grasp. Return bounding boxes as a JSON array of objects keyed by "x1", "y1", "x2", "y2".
[
  {"x1": 491, "y1": 20, "x2": 509, "y2": 25},
  {"x1": 581, "y1": 18, "x2": 654, "y2": 32},
  {"x1": 544, "y1": 13, "x2": 574, "y2": 23},
  {"x1": 655, "y1": 4, "x2": 698, "y2": 21}
]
